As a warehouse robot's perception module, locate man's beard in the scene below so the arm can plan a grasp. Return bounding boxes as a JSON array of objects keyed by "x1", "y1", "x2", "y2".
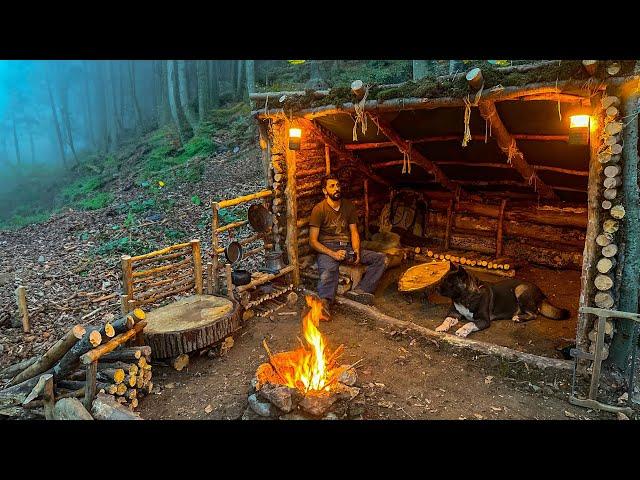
[{"x1": 328, "y1": 191, "x2": 341, "y2": 201}]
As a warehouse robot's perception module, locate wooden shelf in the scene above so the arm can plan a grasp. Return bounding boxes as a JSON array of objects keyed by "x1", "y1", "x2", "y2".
[{"x1": 236, "y1": 265, "x2": 295, "y2": 293}]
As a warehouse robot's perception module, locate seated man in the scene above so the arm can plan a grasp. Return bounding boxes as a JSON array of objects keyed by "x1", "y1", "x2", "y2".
[{"x1": 308, "y1": 175, "x2": 387, "y2": 316}]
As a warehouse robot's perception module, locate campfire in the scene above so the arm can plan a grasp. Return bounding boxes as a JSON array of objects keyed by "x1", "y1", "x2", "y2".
[{"x1": 243, "y1": 295, "x2": 363, "y2": 419}]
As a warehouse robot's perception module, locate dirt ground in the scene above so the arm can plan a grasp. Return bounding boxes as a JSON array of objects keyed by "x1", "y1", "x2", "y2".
[
  {"x1": 138, "y1": 296, "x2": 620, "y2": 421},
  {"x1": 373, "y1": 263, "x2": 580, "y2": 359}
]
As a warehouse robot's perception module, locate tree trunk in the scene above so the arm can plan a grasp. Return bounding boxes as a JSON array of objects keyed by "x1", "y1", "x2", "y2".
[
  {"x1": 96, "y1": 61, "x2": 110, "y2": 152},
  {"x1": 45, "y1": 70, "x2": 67, "y2": 165},
  {"x1": 108, "y1": 61, "x2": 123, "y2": 147},
  {"x1": 177, "y1": 60, "x2": 198, "y2": 132},
  {"x1": 167, "y1": 60, "x2": 185, "y2": 146},
  {"x1": 413, "y1": 61, "x2": 428, "y2": 81},
  {"x1": 157, "y1": 60, "x2": 171, "y2": 126},
  {"x1": 196, "y1": 60, "x2": 208, "y2": 124},
  {"x1": 0, "y1": 356, "x2": 39, "y2": 380},
  {"x1": 235, "y1": 59, "x2": 245, "y2": 100},
  {"x1": 58, "y1": 84, "x2": 80, "y2": 167},
  {"x1": 12, "y1": 114, "x2": 21, "y2": 165},
  {"x1": 306, "y1": 60, "x2": 327, "y2": 89},
  {"x1": 83, "y1": 61, "x2": 97, "y2": 149},
  {"x1": 211, "y1": 61, "x2": 220, "y2": 108},
  {"x1": 129, "y1": 61, "x2": 144, "y2": 132},
  {"x1": 29, "y1": 131, "x2": 35, "y2": 164},
  {"x1": 245, "y1": 60, "x2": 255, "y2": 97}
]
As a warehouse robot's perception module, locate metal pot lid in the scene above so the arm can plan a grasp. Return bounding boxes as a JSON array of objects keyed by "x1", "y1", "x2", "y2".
[
  {"x1": 225, "y1": 241, "x2": 243, "y2": 264},
  {"x1": 248, "y1": 204, "x2": 272, "y2": 233}
]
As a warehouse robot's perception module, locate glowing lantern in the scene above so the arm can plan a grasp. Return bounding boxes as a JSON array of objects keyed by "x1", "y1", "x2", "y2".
[
  {"x1": 289, "y1": 127, "x2": 302, "y2": 150},
  {"x1": 568, "y1": 113, "x2": 590, "y2": 145}
]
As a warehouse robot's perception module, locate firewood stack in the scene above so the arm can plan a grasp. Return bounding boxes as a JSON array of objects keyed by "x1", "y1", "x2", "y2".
[
  {"x1": 0, "y1": 308, "x2": 152, "y2": 420},
  {"x1": 590, "y1": 94, "x2": 625, "y2": 359}
]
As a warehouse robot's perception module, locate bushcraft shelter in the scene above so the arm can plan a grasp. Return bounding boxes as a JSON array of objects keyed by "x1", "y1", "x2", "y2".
[{"x1": 248, "y1": 60, "x2": 640, "y2": 375}]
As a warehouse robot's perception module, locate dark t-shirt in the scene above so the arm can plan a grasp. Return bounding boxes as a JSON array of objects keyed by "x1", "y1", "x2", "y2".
[{"x1": 309, "y1": 199, "x2": 358, "y2": 243}]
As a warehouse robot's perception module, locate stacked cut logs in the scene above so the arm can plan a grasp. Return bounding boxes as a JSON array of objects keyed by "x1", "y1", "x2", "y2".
[
  {"x1": 589, "y1": 94, "x2": 624, "y2": 359},
  {"x1": 270, "y1": 122, "x2": 288, "y2": 253},
  {"x1": 0, "y1": 308, "x2": 151, "y2": 419},
  {"x1": 414, "y1": 249, "x2": 516, "y2": 277}
]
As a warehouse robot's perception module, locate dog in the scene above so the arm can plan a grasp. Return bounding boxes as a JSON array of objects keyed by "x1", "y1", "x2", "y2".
[{"x1": 434, "y1": 263, "x2": 571, "y2": 338}]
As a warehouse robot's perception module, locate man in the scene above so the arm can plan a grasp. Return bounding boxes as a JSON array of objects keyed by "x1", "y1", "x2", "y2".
[{"x1": 308, "y1": 175, "x2": 387, "y2": 317}]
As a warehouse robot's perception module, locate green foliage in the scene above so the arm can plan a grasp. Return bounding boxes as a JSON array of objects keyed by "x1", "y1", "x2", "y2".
[
  {"x1": 78, "y1": 192, "x2": 114, "y2": 211},
  {"x1": 191, "y1": 195, "x2": 202, "y2": 206},
  {"x1": 95, "y1": 237, "x2": 155, "y2": 256},
  {"x1": 164, "y1": 228, "x2": 188, "y2": 241},
  {"x1": 61, "y1": 177, "x2": 104, "y2": 202},
  {"x1": 0, "y1": 211, "x2": 52, "y2": 230},
  {"x1": 118, "y1": 198, "x2": 156, "y2": 214},
  {"x1": 218, "y1": 207, "x2": 245, "y2": 225},
  {"x1": 123, "y1": 211, "x2": 136, "y2": 229}
]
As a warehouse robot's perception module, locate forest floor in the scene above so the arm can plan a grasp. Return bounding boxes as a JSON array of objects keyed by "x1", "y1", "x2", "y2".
[{"x1": 0, "y1": 107, "x2": 634, "y2": 420}]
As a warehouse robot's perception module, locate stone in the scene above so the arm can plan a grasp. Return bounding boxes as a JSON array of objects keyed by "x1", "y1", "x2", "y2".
[
  {"x1": 334, "y1": 383, "x2": 360, "y2": 401},
  {"x1": 44, "y1": 280, "x2": 52, "y2": 287},
  {"x1": 279, "y1": 411, "x2": 311, "y2": 420},
  {"x1": 298, "y1": 391, "x2": 338, "y2": 417},
  {"x1": 323, "y1": 412, "x2": 339, "y2": 420},
  {"x1": 38, "y1": 256, "x2": 45, "y2": 263},
  {"x1": 338, "y1": 367, "x2": 357, "y2": 386},
  {"x1": 617, "y1": 412, "x2": 630, "y2": 420},
  {"x1": 241, "y1": 407, "x2": 270, "y2": 421},
  {"x1": 248, "y1": 394, "x2": 276, "y2": 417},
  {"x1": 257, "y1": 383, "x2": 303, "y2": 413}
]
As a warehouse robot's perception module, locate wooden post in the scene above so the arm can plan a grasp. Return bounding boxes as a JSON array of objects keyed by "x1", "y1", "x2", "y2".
[
  {"x1": 324, "y1": 144, "x2": 331, "y2": 175},
  {"x1": 206, "y1": 262, "x2": 213, "y2": 295},
  {"x1": 364, "y1": 179, "x2": 370, "y2": 240},
  {"x1": 589, "y1": 315, "x2": 607, "y2": 400},
  {"x1": 15, "y1": 286, "x2": 30, "y2": 333},
  {"x1": 83, "y1": 361, "x2": 97, "y2": 411},
  {"x1": 610, "y1": 87, "x2": 640, "y2": 370},
  {"x1": 43, "y1": 375, "x2": 55, "y2": 420},
  {"x1": 225, "y1": 263, "x2": 234, "y2": 300},
  {"x1": 211, "y1": 202, "x2": 220, "y2": 294},
  {"x1": 121, "y1": 255, "x2": 133, "y2": 314},
  {"x1": 496, "y1": 199, "x2": 508, "y2": 256},
  {"x1": 190, "y1": 239, "x2": 203, "y2": 295},
  {"x1": 285, "y1": 137, "x2": 301, "y2": 286},
  {"x1": 444, "y1": 199, "x2": 455, "y2": 250},
  {"x1": 577, "y1": 98, "x2": 603, "y2": 360}
]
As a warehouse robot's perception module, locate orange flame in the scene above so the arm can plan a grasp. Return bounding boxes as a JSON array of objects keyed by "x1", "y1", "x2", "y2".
[{"x1": 270, "y1": 295, "x2": 338, "y2": 393}]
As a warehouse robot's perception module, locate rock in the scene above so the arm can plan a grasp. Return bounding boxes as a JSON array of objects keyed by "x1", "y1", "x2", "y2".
[
  {"x1": 617, "y1": 412, "x2": 630, "y2": 420},
  {"x1": 299, "y1": 391, "x2": 338, "y2": 417},
  {"x1": 146, "y1": 212, "x2": 164, "y2": 222},
  {"x1": 279, "y1": 411, "x2": 311, "y2": 420},
  {"x1": 248, "y1": 394, "x2": 276, "y2": 417},
  {"x1": 257, "y1": 383, "x2": 303, "y2": 413},
  {"x1": 204, "y1": 404, "x2": 213, "y2": 414},
  {"x1": 338, "y1": 367, "x2": 357, "y2": 386},
  {"x1": 233, "y1": 146, "x2": 240, "y2": 154},
  {"x1": 323, "y1": 412, "x2": 339, "y2": 420},
  {"x1": 241, "y1": 407, "x2": 270, "y2": 421},
  {"x1": 334, "y1": 383, "x2": 360, "y2": 402},
  {"x1": 44, "y1": 280, "x2": 52, "y2": 287},
  {"x1": 164, "y1": 383, "x2": 175, "y2": 389},
  {"x1": 618, "y1": 392, "x2": 629, "y2": 404},
  {"x1": 38, "y1": 256, "x2": 45, "y2": 263},
  {"x1": 529, "y1": 383, "x2": 541, "y2": 393},
  {"x1": 220, "y1": 336, "x2": 234, "y2": 356}
]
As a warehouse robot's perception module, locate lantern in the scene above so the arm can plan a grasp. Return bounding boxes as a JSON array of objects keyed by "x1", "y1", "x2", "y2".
[
  {"x1": 568, "y1": 110, "x2": 590, "y2": 146},
  {"x1": 289, "y1": 127, "x2": 302, "y2": 150}
]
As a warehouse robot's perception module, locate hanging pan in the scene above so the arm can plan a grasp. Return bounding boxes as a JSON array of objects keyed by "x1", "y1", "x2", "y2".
[
  {"x1": 248, "y1": 204, "x2": 272, "y2": 233},
  {"x1": 225, "y1": 241, "x2": 243, "y2": 264}
]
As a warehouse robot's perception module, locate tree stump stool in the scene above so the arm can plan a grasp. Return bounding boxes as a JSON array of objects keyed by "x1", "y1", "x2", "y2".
[{"x1": 142, "y1": 295, "x2": 241, "y2": 359}]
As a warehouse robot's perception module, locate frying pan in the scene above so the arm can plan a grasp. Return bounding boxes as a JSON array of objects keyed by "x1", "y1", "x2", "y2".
[
  {"x1": 248, "y1": 204, "x2": 272, "y2": 233},
  {"x1": 225, "y1": 241, "x2": 243, "y2": 264}
]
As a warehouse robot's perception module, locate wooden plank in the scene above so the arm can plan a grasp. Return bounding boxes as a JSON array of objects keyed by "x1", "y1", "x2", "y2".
[{"x1": 217, "y1": 189, "x2": 273, "y2": 209}]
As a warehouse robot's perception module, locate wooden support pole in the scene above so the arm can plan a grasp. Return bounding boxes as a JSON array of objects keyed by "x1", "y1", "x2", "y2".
[
  {"x1": 225, "y1": 263, "x2": 234, "y2": 299},
  {"x1": 216, "y1": 189, "x2": 273, "y2": 209},
  {"x1": 364, "y1": 179, "x2": 370, "y2": 240},
  {"x1": 83, "y1": 361, "x2": 97, "y2": 411},
  {"x1": 211, "y1": 202, "x2": 220, "y2": 294},
  {"x1": 444, "y1": 199, "x2": 454, "y2": 250},
  {"x1": 611, "y1": 88, "x2": 640, "y2": 369},
  {"x1": 285, "y1": 136, "x2": 300, "y2": 287},
  {"x1": 325, "y1": 143, "x2": 331, "y2": 175},
  {"x1": 15, "y1": 286, "x2": 29, "y2": 333},
  {"x1": 496, "y1": 199, "x2": 508, "y2": 256},
  {"x1": 577, "y1": 97, "x2": 603, "y2": 360},
  {"x1": 190, "y1": 239, "x2": 203, "y2": 295},
  {"x1": 43, "y1": 375, "x2": 55, "y2": 420},
  {"x1": 206, "y1": 262, "x2": 213, "y2": 295}
]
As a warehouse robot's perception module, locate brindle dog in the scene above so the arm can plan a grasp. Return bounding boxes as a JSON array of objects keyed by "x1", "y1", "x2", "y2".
[{"x1": 435, "y1": 264, "x2": 570, "y2": 337}]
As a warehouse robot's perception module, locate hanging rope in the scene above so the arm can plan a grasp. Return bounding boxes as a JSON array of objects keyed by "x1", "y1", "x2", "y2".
[
  {"x1": 506, "y1": 139, "x2": 518, "y2": 165},
  {"x1": 401, "y1": 149, "x2": 412, "y2": 175},
  {"x1": 462, "y1": 83, "x2": 484, "y2": 147},
  {"x1": 352, "y1": 84, "x2": 370, "y2": 141}
]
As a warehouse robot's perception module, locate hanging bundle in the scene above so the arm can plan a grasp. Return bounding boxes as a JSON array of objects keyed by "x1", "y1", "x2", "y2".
[
  {"x1": 401, "y1": 149, "x2": 412, "y2": 174},
  {"x1": 352, "y1": 84, "x2": 370, "y2": 141},
  {"x1": 461, "y1": 83, "x2": 484, "y2": 147},
  {"x1": 506, "y1": 138, "x2": 518, "y2": 165}
]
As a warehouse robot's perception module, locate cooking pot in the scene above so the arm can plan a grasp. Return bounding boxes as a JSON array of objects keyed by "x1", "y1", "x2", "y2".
[{"x1": 231, "y1": 269, "x2": 251, "y2": 286}]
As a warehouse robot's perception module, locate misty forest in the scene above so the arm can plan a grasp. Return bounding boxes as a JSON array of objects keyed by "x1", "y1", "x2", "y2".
[{"x1": 1, "y1": 59, "x2": 639, "y2": 421}]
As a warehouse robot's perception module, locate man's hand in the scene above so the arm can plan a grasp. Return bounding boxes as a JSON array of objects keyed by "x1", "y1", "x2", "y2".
[{"x1": 333, "y1": 250, "x2": 347, "y2": 261}]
